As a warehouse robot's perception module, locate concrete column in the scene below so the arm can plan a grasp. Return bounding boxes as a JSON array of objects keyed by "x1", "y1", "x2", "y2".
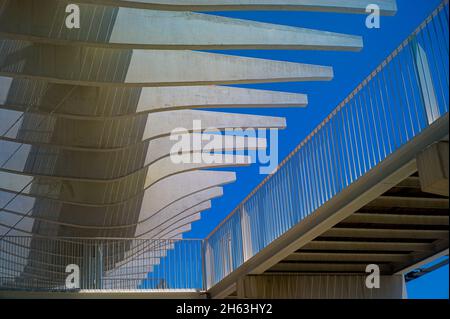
[
  {"x1": 417, "y1": 141, "x2": 449, "y2": 197},
  {"x1": 236, "y1": 274, "x2": 407, "y2": 299}
]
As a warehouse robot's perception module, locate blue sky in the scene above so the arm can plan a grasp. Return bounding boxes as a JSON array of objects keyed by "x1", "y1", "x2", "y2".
[
  {"x1": 407, "y1": 256, "x2": 449, "y2": 299},
  {"x1": 182, "y1": 0, "x2": 448, "y2": 299}
]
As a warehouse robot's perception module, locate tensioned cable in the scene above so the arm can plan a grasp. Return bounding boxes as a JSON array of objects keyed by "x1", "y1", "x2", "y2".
[{"x1": 0, "y1": 86, "x2": 77, "y2": 241}]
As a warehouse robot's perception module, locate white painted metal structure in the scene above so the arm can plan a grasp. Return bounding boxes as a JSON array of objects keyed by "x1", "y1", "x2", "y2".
[{"x1": 0, "y1": 0, "x2": 400, "y2": 291}]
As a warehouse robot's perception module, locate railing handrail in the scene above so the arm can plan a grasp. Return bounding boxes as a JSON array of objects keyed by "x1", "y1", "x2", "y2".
[
  {"x1": 0, "y1": 236, "x2": 204, "y2": 241},
  {"x1": 0, "y1": 236, "x2": 205, "y2": 291}
]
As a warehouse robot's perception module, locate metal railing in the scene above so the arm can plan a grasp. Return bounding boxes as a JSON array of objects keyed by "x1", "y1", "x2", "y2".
[
  {"x1": 0, "y1": 1, "x2": 448, "y2": 293},
  {"x1": 204, "y1": 1, "x2": 449, "y2": 288},
  {"x1": 0, "y1": 236, "x2": 203, "y2": 291}
]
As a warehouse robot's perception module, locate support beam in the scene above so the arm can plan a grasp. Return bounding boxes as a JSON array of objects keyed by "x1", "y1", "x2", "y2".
[
  {"x1": 236, "y1": 274, "x2": 406, "y2": 299},
  {"x1": 0, "y1": 156, "x2": 248, "y2": 205},
  {"x1": 284, "y1": 252, "x2": 411, "y2": 263},
  {"x1": 0, "y1": 134, "x2": 265, "y2": 179},
  {"x1": 69, "y1": 0, "x2": 398, "y2": 15},
  {"x1": 268, "y1": 262, "x2": 392, "y2": 273},
  {"x1": 417, "y1": 141, "x2": 449, "y2": 197},
  {"x1": 0, "y1": 0, "x2": 363, "y2": 51},
  {"x1": 0, "y1": 170, "x2": 236, "y2": 231},
  {"x1": 393, "y1": 176, "x2": 422, "y2": 189},
  {"x1": 136, "y1": 189, "x2": 222, "y2": 236},
  {"x1": 395, "y1": 248, "x2": 450, "y2": 275},
  {"x1": 405, "y1": 258, "x2": 449, "y2": 282},
  {"x1": 322, "y1": 228, "x2": 448, "y2": 240},
  {"x1": 302, "y1": 241, "x2": 434, "y2": 252},
  {"x1": 367, "y1": 196, "x2": 449, "y2": 209},
  {"x1": 0, "y1": 77, "x2": 308, "y2": 118},
  {"x1": 344, "y1": 213, "x2": 449, "y2": 226},
  {"x1": 0, "y1": 108, "x2": 285, "y2": 148},
  {"x1": 0, "y1": 38, "x2": 333, "y2": 86}
]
